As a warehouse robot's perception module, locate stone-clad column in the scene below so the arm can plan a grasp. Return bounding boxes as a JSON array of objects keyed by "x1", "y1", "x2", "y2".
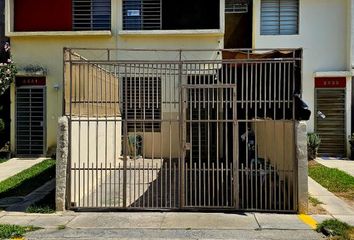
[
  {"x1": 296, "y1": 121, "x2": 308, "y2": 214},
  {"x1": 56, "y1": 116, "x2": 69, "y2": 211}
]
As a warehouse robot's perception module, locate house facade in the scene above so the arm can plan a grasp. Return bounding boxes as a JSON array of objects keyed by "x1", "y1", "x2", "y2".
[
  {"x1": 6, "y1": 0, "x2": 353, "y2": 158},
  {"x1": 4, "y1": 0, "x2": 353, "y2": 212}
]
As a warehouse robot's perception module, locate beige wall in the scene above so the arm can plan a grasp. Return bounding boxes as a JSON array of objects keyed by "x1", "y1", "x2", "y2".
[
  {"x1": 7, "y1": 0, "x2": 223, "y2": 154},
  {"x1": 9, "y1": 37, "x2": 116, "y2": 153}
]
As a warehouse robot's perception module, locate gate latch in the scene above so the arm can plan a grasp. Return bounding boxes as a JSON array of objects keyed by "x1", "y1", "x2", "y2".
[{"x1": 185, "y1": 143, "x2": 192, "y2": 151}]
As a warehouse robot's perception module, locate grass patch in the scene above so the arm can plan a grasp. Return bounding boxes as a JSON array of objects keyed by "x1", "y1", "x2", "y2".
[
  {"x1": 309, "y1": 162, "x2": 354, "y2": 201},
  {"x1": 316, "y1": 219, "x2": 354, "y2": 240},
  {"x1": 0, "y1": 224, "x2": 40, "y2": 239},
  {"x1": 26, "y1": 190, "x2": 55, "y2": 214},
  {"x1": 309, "y1": 196, "x2": 323, "y2": 207},
  {"x1": 57, "y1": 225, "x2": 66, "y2": 230},
  {"x1": 0, "y1": 159, "x2": 55, "y2": 198},
  {"x1": 0, "y1": 159, "x2": 7, "y2": 164}
]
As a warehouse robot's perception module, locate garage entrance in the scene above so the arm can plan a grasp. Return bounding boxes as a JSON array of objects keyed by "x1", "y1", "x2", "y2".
[{"x1": 64, "y1": 48, "x2": 301, "y2": 212}]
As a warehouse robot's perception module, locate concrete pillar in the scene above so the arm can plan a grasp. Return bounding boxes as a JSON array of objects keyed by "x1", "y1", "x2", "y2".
[
  {"x1": 296, "y1": 121, "x2": 308, "y2": 214},
  {"x1": 56, "y1": 116, "x2": 69, "y2": 212}
]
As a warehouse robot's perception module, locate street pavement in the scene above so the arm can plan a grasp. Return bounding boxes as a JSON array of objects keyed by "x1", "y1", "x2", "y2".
[{"x1": 0, "y1": 211, "x2": 326, "y2": 239}]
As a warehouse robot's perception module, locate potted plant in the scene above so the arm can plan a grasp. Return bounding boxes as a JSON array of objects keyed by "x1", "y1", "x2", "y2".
[
  {"x1": 128, "y1": 135, "x2": 143, "y2": 159},
  {"x1": 307, "y1": 133, "x2": 321, "y2": 160},
  {"x1": 349, "y1": 133, "x2": 354, "y2": 160},
  {"x1": 0, "y1": 141, "x2": 11, "y2": 159}
]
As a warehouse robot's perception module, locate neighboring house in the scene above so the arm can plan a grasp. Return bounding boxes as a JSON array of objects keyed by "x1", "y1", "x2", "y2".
[
  {"x1": 3, "y1": 0, "x2": 353, "y2": 212},
  {"x1": 0, "y1": 0, "x2": 10, "y2": 149},
  {"x1": 0, "y1": 0, "x2": 6, "y2": 43}
]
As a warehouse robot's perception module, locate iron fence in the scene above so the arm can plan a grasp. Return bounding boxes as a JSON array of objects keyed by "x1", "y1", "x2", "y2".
[{"x1": 64, "y1": 48, "x2": 302, "y2": 212}]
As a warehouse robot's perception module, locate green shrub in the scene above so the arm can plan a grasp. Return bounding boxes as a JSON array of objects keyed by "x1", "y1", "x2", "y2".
[
  {"x1": 316, "y1": 219, "x2": 354, "y2": 240},
  {"x1": 307, "y1": 133, "x2": 321, "y2": 160}
]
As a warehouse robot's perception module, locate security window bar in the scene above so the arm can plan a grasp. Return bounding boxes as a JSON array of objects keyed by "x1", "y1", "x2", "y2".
[
  {"x1": 123, "y1": 77, "x2": 162, "y2": 132},
  {"x1": 225, "y1": 0, "x2": 249, "y2": 13},
  {"x1": 123, "y1": 0, "x2": 162, "y2": 30},
  {"x1": 73, "y1": 0, "x2": 111, "y2": 30},
  {"x1": 16, "y1": 88, "x2": 46, "y2": 156},
  {"x1": 261, "y1": 0, "x2": 299, "y2": 35}
]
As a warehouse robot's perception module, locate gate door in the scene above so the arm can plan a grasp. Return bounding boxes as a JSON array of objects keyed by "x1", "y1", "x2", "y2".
[
  {"x1": 181, "y1": 84, "x2": 238, "y2": 209},
  {"x1": 315, "y1": 77, "x2": 346, "y2": 157},
  {"x1": 16, "y1": 87, "x2": 46, "y2": 156}
]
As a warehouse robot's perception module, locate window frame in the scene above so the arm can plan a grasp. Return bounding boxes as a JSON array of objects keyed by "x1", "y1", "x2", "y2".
[
  {"x1": 72, "y1": 0, "x2": 112, "y2": 31},
  {"x1": 121, "y1": 0, "x2": 222, "y2": 32},
  {"x1": 260, "y1": 0, "x2": 300, "y2": 36}
]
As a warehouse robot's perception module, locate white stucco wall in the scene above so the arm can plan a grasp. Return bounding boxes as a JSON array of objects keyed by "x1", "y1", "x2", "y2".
[{"x1": 253, "y1": 0, "x2": 352, "y2": 152}]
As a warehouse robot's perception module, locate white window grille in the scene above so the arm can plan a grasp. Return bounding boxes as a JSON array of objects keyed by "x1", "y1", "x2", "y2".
[
  {"x1": 73, "y1": 0, "x2": 111, "y2": 30},
  {"x1": 225, "y1": 0, "x2": 249, "y2": 14},
  {"x1": 261, "y1": 0, "x2": 299, "y2": 35},
  {"x1": 123, "y1": 0, "x2": 162, "y2": 30}
]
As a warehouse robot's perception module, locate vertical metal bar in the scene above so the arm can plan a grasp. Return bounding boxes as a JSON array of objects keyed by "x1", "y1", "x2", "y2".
[
  {"x1": 241, "y1": 163, "x2": 244, "y2": 209},
  {"x1": 118, "y1": 162, "x2": 121, "y2": 207},
  {"x1": 226, "y1": 160, "x2": 229, "y2": 207},
  {"x1": 179, "y1": 61, "x2": 185, "y2": 209},
  {"x1": 185, "y1": 162, "x2": 188, "y2": 206},
  {"x1": 216, "y1": 86, "x2": 220, "y2": 207},
  {"x1": 123, "y1": 65, "x2": 128, "y2": 208},
  {"x1": 221, "y1": 162, "x2": 224, "y2": 206},
  {"x1": 207, "y1": 81, "x2": 211, "y2": 207},
  {"x1": 194, "y1": 162, "x2": 197, "y2": 206},
  {"x1": 138, "y1": 162, "x2": 141, "y2": 208},
  {"x1": 250, "y1": 157, "x2": 253, "y2": 209},
  {"x1": 212, "y1": 162, "x2": 215, "y2": 206},
  {"x1": 129, "y1": 162, "x2": 132, "y2": 207},
  {"x1": 203, "y1": 162, "x2": 206, "y2": 207}
]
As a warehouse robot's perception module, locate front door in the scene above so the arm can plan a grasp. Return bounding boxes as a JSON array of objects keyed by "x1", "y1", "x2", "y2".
[{"x1": 16, "y1": 86, "x2": 46, "y2": 156}]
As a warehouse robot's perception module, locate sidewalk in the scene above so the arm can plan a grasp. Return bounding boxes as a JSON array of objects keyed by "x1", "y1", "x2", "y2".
[
  {"x1": 316, "y1": 158, "x2": 354, "y2": 176},
  {"x1": 0, "y1": 158, "x2": 46, "y2": 182},
  {"x1": 0, "y1": 211, "x2": 323, "y2": 240},
  {"x1": 308, "y1": 177, "x2": 354, "y2": 225}
]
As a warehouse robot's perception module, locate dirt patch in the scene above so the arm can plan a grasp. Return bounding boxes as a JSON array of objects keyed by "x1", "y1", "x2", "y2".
[
  {"x1": 308, "y1": 199, "x2": 328, "y2": 215},
  {"x1": 308, "y1": 160, "x2": 317, "y2": 167}
]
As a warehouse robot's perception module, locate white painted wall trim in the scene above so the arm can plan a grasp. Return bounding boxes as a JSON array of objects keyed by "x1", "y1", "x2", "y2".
[
  {"x1": 118, "y1": 30, "x2": 224, "y2": 37},
  {"x1": 314, "y1": 71, "x2": 353, "y2": 78},
  {"x1": 6, "y1": 31, "x2": 112, "y2": 37}
]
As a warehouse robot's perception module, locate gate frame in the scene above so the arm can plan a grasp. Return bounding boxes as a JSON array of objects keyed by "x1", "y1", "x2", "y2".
[{"x1": 62, "y1": 48, "x2": 303, "y2": 213}]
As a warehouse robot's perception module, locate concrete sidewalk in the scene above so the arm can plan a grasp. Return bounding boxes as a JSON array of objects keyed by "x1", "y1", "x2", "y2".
[
  {"x1": 308, "y1": 177, "x2": 354, "y2": 225},
  {"x1": 0, "y1": 211, "x2": 324, "y2": 240},
  {"x1": 0, "y1": 158, "x2": 46, "y2": 182},
  {"x1": 316, "y1": 158, "x2": 354, "y2": 176}
]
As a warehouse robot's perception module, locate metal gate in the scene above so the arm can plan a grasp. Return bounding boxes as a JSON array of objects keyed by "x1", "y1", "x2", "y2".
[
  {"x1": 64, "y1": 48, "x2": 301, "y2": 212},
  {"x1": 16, "y1": 86, "x2": 46, "y2": 156}
]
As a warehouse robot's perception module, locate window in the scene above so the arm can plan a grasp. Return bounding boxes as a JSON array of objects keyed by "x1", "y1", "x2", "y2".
[
  {"x1": 123, "y1": 77, "x2": 161, "y2": 132},
  {"x1": 122, "y1": 0, "x2": 219, "y2": 30},
  {"x1": 73, "y1": 0, "x2": 111, "y2": 30},
  {"x1": 261, "y1": 0, "x2": 299, "y2": 35},
  {"x1": 123, "y1": 0, "x2": 162, "y2": 30}
]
